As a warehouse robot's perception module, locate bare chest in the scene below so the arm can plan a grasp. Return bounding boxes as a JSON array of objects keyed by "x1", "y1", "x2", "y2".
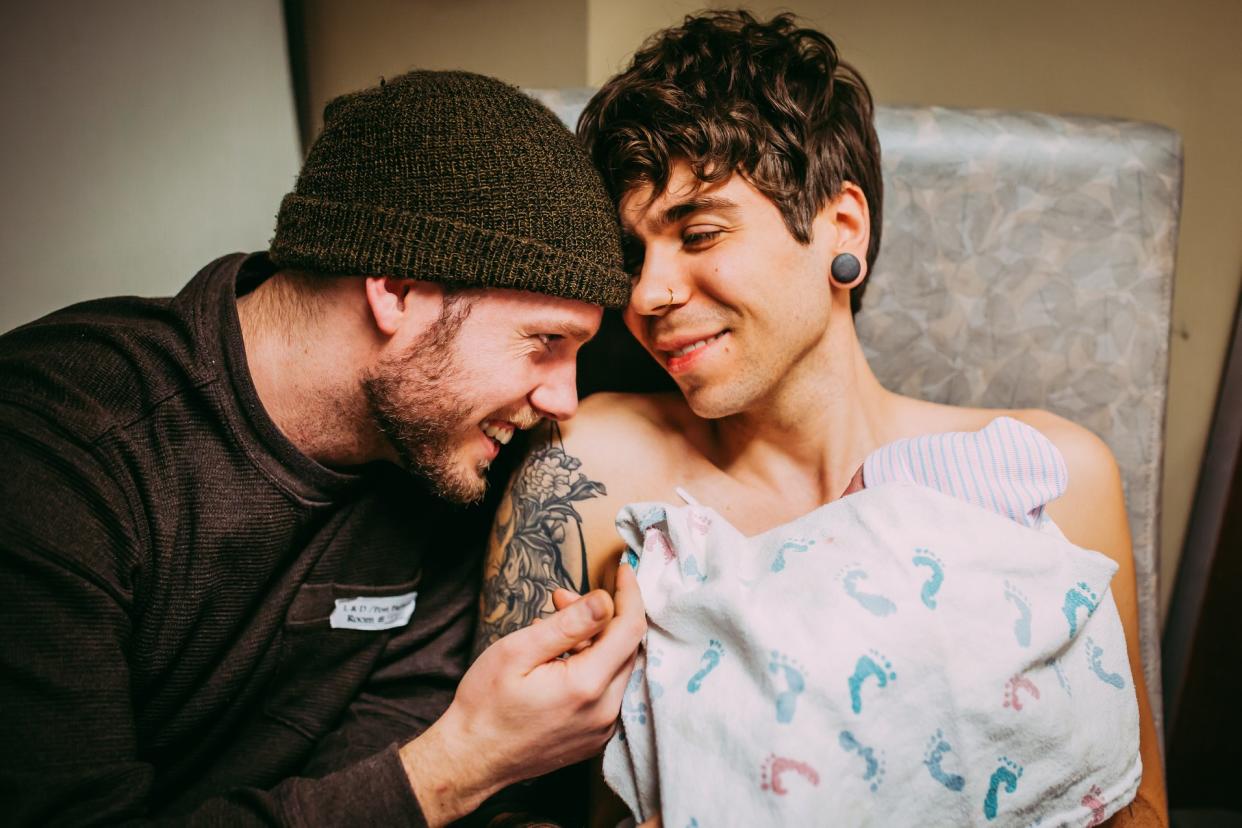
[{"x1": 661, "y1": 450, "x2": 836, "y2": 538}]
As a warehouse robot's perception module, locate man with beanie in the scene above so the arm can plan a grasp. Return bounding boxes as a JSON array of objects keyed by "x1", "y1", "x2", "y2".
[{"x1": 0, "y1": 70, "x2": 643, "y2": 825}]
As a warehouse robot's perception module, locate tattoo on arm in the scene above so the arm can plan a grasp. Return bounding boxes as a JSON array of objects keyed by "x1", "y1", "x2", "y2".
[{"x1": 474, "y1": 440, "x2": 606, "y2": 656}]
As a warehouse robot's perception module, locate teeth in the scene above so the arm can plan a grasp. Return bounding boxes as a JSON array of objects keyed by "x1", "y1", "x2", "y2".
[
  {"x1": 670, "y1": 333, "x2": 723, "y2": 358},
  {"x1": 481, "y1": 420, "x2": 514, "y2": 445}
]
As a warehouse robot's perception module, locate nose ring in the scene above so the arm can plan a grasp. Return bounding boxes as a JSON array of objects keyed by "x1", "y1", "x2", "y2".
[{"x1": 664, "y1": 287, "x2": 676, "y2": 307}]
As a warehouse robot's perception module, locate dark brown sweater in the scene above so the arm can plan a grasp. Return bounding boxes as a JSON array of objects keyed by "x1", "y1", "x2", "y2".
[{"x1": 0, "y1": 254, "x2": 481, "y2": 825}]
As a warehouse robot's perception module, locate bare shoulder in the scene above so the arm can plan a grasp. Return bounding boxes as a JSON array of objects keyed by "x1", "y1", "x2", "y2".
[
  {"x1": 1009, "y1": 409, "x2": 1131, "y2": 559},
  {"x1": 473, "y1": 392, "x2": 688, "y2": 655},
  {"x1": 551, "y1": 391, "x2": 693, "y2": 508},
  {"x1": 905, "y1": 399, "x2": 1131, "y2": 558},
  {"x1": 562, "y1": 391, "x2": 687, "y2": 455},
  {"x1": 1010, "y1": 409, "x2": 1117, "y2": 476}
]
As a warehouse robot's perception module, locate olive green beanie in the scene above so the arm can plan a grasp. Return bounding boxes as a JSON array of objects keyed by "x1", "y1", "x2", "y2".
[{"x1": 270, "y1": 70, "x2": 629, "y2": 308}]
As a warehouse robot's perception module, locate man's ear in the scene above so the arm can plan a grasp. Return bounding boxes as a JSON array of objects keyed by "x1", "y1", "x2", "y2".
[
  {"x1": 363, "y1": 276, "x2": 443, "y2": 337},
  {"x1": 817, "y1": 182, "x2": 871, "y2": 279}
]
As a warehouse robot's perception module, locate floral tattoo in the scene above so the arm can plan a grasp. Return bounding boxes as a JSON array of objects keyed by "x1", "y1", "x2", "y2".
[{"x1": 475, "y1": 442, "x2": 606, "y2": 655}]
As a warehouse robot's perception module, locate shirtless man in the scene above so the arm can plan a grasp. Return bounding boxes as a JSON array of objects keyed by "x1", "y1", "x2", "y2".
[{"x1": 475, "y1": 10, "x2": 1166, "y2": 825}]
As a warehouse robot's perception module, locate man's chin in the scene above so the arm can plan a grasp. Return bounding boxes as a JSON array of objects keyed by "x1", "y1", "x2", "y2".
[
  {"x1": 424, "y1": 463, "x2": 489, "y2": 505},
  {"x1": 395, "y1": 445, "x2": 490, "y2": 504},
  {"x1": 682, "y1": 385, "x2": 742, "y2": 421}
]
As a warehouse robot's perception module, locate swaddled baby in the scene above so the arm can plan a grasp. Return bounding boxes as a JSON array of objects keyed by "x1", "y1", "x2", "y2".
[{"x1": 605, "y1": 418, "x2": 1141, "y2": 827}]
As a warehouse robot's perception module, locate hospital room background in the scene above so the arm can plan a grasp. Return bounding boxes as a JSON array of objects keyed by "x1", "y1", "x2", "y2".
[{"x1": 2, "y1": 1, "x2": 1238, "y2": 823}]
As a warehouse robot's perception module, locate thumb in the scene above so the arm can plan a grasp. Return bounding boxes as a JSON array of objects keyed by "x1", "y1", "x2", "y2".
[
  {"x1": 508, "y1": 589, "x2": 613, "y2": 668},
  {"x1": 551, "y1": 588, "x2": 579, "y2": 611}
]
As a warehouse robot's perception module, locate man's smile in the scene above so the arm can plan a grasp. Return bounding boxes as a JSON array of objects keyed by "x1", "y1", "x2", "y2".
[
  {"x1": 480, "y1": 418, "x2": 516, "y2": 446},
  {"x1": 657, "y1": 330, "x2": 730, "y2": 373}
]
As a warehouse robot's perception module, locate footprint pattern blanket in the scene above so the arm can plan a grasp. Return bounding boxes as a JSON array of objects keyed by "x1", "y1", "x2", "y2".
[{"x1": 603, "y1": 483, "x2": 1141, "y2": 827}]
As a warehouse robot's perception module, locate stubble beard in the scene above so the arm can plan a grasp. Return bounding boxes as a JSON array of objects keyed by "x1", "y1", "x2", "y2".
[{"x1": 361, "y1": 296, "x2": 489, "y2": 505}]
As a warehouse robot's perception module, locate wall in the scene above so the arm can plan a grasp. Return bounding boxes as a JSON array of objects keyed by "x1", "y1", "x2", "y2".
[
  {"x1": 299, "y1": 0, "x2": 587, "y2": 137},
  {"x1": 0, "y1": 1, "x2": 301, "y2": 332}
]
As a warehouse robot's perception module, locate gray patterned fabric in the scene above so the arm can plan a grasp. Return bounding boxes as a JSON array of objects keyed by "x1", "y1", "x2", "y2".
[{"x1": 527, "y1": 89, "x2": 1181, "y2": 742}]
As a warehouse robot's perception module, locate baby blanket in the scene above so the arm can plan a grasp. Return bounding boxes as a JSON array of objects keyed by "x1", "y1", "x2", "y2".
[{"x1": 603, "y1": 483, "x2": 1141, "y2": 827}]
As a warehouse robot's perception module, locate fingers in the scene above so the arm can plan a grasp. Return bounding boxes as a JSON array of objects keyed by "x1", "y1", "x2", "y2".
[
  {"x1": 505, "y1": 588, "x2": 614, "y2": 671},
  {"x1": 598, "y1": 633, "x2": 641, "y2": 709},
  {"x1": 611, "y1": 557, "x2": 644, "y2": 625},
  {"x1": 551, "y1": 588, "x2": 578, "y2": 611},
  {"x1": 552, "y1": 589, "x2": 591, "y2": 652},
  {"x1": 565, "y1": 560, "x2": 646, "y2": 675}
]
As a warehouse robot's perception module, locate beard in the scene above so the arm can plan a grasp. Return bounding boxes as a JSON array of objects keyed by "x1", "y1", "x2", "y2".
[{"x1": 360, "y1": 295, "x2": 489, "y2": 504}]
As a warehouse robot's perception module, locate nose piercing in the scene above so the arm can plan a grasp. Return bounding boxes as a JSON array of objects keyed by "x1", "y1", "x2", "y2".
[{"x1": 662, "y1": 287, "x2": 676, "y2": 307}]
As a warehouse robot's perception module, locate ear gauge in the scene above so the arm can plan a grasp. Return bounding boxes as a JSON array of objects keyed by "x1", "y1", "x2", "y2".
[{"x1": 830, "y1": 252, "x2": 863, "y2": 286}]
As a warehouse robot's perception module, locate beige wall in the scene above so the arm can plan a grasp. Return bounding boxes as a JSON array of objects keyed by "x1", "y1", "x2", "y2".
[
  {"x1": 0, "y1": 0, "x2": 301, "y2": 333},
  {"x1": 301, "y1": 0, "x2": 588, "y2": 137},
  {"x1": 303, "y1": 0, "x2": 1242, "y2": 623}
]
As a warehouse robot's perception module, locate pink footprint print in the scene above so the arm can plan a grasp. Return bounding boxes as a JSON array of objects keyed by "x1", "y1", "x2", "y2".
[
  {"x1": 1002, "y1": 674, "x2": 1041, "y2": 711},
  {"x1": 689, "y1": 510, "x2": 712, "y2": 535},
  {"x1": 759, "y1": 754, "x2": 820, "y2": 795},
  {"x1": 1082, "y1": 784, "x2": 1107, "y2": 826},
  {"x1": 645, "y1": 529, "x2": 676, "y2": 563}
]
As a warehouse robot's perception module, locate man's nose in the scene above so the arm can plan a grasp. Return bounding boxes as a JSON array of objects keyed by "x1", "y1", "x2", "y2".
[
  {"x1": 529, "y1": 359, "x2": 580, "y2": 422},
  {"x1": 630, "y1": 245, "x2": 684, "y2": 316}
]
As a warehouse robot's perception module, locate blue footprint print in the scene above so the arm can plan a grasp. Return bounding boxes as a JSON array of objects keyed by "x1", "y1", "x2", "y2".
[
  {"x1": 1004, "y1": 580, "x2": 1032, "y2": 647},
  {"x1": 911, "y1": 548, "x2": 945, "y2": 609},
  {"x1": 769, "y1": 651, "x2": 806, "y2": 723},
  {"x1": 621, "y1": 665, "x2": 650, "y2": 725},
  {"x1": 848, "y1": 649, "x2": 896, "y2": 714},
  {"x1": 647, "y1": 649, "x2": 665, "y2": 701},
  {"x1": 983, "y1": 756, "x2": 1023, "y2": 821},
  {"x1": 637, "y1": 506, "x2": 667, "y2": 531},
  {"x1": 839, "y1": 730, "x2": 886, "y2": 792},
  {"x1": 1062, "y1": 581, "x2": 1099, "y2": 639},
  {"x1": 771, "y1": 537, "x2": 815, "y2": 572},
  {"x1": 687, "y1": 640, "x2": 724, "y2": 693},
  {"x1": 923, "y1": 729, "x2": 966, "y2": 792},
  {"x1": 838, "y1": 565, "x2": 897, "y2": 616},
  {"x1": 1085, "y1": 636, "x2": 1126, "y2": 688},
  {"x1": 681, "y1": 554, "x2": 708, "y2": 583}
]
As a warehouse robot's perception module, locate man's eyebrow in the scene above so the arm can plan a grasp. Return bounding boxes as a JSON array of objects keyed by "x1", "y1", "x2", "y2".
[
  {"x1": 620, "y1": 195, "x2": 740, "y2": 237},
  {"x1": 657, "y1": 195, "x2": 740, "y2": 227},
  {"x1": 536, "y1": 319, "x2": 595, "y2": 342}
]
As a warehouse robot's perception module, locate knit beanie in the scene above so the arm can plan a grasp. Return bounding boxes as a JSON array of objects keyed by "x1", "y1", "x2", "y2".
[{"x1": 270, "y1": 70, "x2": 629, "y2": 308}]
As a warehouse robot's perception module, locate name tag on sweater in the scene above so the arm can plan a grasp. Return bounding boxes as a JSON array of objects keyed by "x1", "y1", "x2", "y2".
[{"x1": 329, "y1": 591, "x2": 417, "y2": 631}]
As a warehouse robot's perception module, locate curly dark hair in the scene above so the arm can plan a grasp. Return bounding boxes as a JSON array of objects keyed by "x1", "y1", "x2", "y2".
[{"x1": 578, "y1": 10, "x2": 882, "y2": 314}]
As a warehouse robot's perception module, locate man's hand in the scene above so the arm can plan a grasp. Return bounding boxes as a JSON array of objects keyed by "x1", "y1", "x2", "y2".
[{"x1": 400, "y1": 561, "x2": 645, "y2": 826}]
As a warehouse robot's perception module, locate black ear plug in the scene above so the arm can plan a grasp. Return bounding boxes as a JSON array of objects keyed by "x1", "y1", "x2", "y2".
[{"x1": 831, "y1": 252, "x2": 862, "y2": 285}]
